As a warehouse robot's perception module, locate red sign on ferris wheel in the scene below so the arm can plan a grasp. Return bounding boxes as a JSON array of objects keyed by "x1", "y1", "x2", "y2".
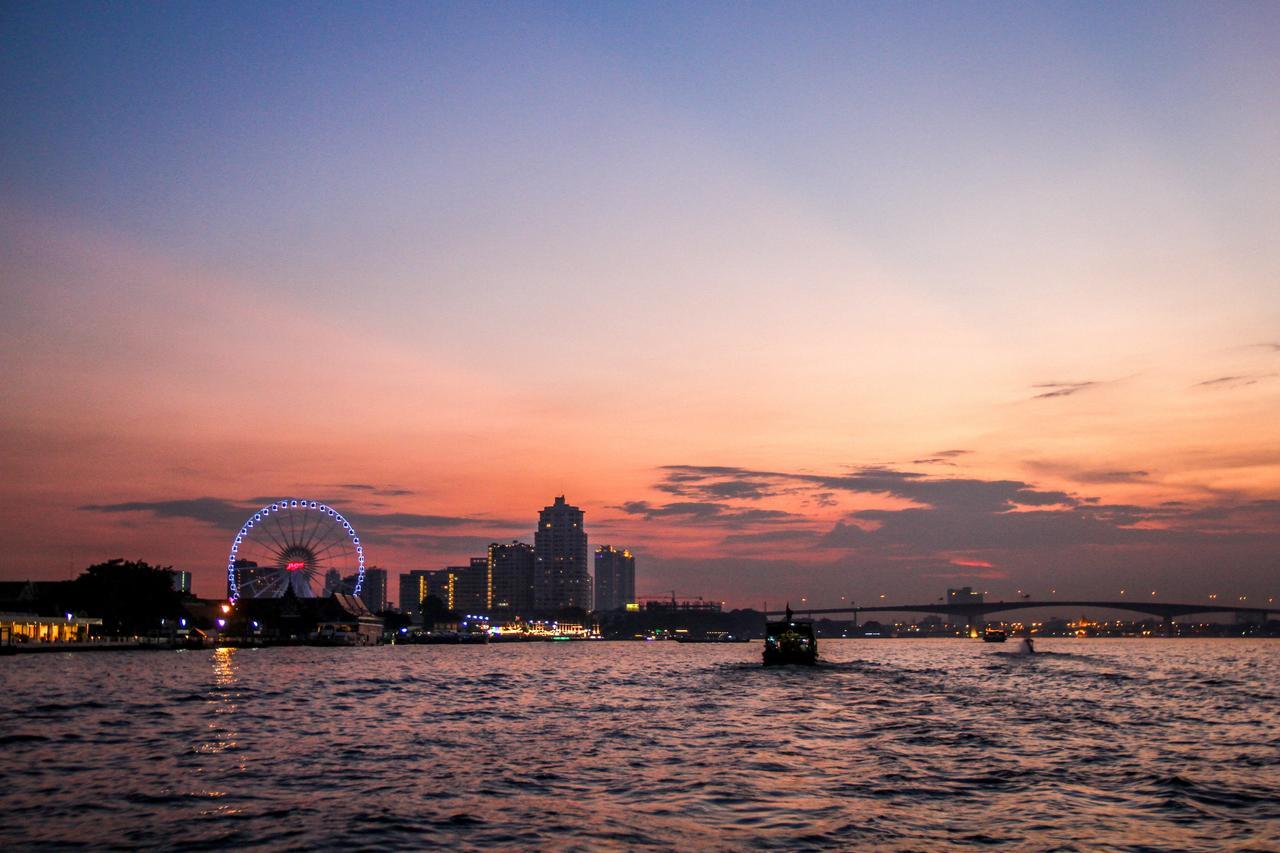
[{"x1": 286, "y1": 561, "x2": 305, "y2": 572}]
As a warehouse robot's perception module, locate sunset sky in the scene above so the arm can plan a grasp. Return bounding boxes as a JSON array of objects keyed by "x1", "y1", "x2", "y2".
[{"x1": 2, "y1": 2, "x2": 1278, "y2": 607}]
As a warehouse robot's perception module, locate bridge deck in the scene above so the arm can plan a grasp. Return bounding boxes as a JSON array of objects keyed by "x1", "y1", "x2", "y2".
[{"x1": 766, "y1": 600, "x2": 1277, "y2": 621}]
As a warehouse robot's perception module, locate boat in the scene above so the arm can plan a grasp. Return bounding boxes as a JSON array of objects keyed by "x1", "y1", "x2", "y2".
[
  {"x1": 763, "y1": 606, "x2": 818, "y2": 665},
  {"x1": 407, "y1": 631, "x2": 490, "y2": 645},
  {"x1": 675, "y1": 631, "x2": 750, "y2": 643},
  {"x1": 982, "y1": 628, "x2": 1007, "y2": 643}
]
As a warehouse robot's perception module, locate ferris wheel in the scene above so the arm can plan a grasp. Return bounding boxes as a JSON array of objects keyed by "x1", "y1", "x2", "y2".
[{"x1": 227, "y1": 499, "x2": 365, "y2": 602}]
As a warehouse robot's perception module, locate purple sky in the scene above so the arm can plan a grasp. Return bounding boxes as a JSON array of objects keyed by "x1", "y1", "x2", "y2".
[{"x1": 2, "y1": 3, "x2": 1278, "y2": 606}]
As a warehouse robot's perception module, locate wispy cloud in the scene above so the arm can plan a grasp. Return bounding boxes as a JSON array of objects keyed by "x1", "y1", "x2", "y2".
[
  {"x1": 80, "y1": 497, "x2": 524, "y2": 534},
  {"x1": 333, "y1": 483, "x2": 416, "y2": 497},
  {"x1": 1031, "y1": 381, "x2": 1099, "y2": 399},
  {"x1": 1075, "y1": 469, "x2": 1150, "y2": 484},
  {"x1": 627, "y1": 463, "x2": 1280, "y2": 574},
  {"x1": 78, "y1": 498, "x2": 256, "y2": 529},
  {"x1": 1025, "y1": 461, "x2": 1151, "y2": 485},
  {"x1": 613, "y1": 499, "x2": 801, "y2": 528},
  {"x1": 720, "y1": 529, "x2": 822, "y2": 546},
  {"x1": 911, "y1": 449, "x2": 973, "y2": 465},
  {"x1": 1194, "y1": 373, "x2": 1275, "y2": 390},
  {"x1": 656, "y1": 479, "x2": 777, "y2": 500},
  {"x1": 655, "y1": 464, "x2": 1076, "y2": 514}
]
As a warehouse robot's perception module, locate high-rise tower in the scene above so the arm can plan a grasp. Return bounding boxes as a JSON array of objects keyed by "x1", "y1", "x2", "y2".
[
  {"x1": 399, "y1": 569, "x2": 434, "y2": 622},
  {"x1": 534, "y1": 496, "x2": 589, "y2": 611},
  {"x1": 346, "y1": 566, "x2": 387, "y2": 612},
  {"x1": 489, "y1": 541, "x2": 536, "y2": 613},
  {"x1": 594, "y1": 545, "x2": 635, "y2": 612}
]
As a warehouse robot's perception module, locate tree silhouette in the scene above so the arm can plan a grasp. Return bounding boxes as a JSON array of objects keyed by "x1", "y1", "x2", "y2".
[
  {"x1": 421, "y1": 593, "x2": 458, "y2": 629},
  {"x1": 71, "y1": 559, "x2": 183, "y2": 634}
]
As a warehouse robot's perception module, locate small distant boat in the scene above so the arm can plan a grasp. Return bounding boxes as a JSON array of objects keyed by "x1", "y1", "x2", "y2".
[
  {"x1": 982, "y1": 628, "x2": 1007, "y2": 643},
  {"x1": 676, "y1": 631, "x2": 750, "y2": 643},
  {"x1": 763, "y1": 606, "x2": 818, "y2": 666},
  {"x1": 406, "y1": 631, "x2": 490, "y2": 645}
]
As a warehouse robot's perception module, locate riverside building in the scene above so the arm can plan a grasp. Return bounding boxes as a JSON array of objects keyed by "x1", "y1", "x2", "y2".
[
  {"x1": 947, "y1": 587, "x2": 984, "y2": 605},
  {"x1": 360, "y1": 566, "x2": 388, "y2": 613},
  {"x1": 534, "y1": 495, "x2": 590, "y2": 611},
  {"x1": 594, "y1": 545, "x2": 636, "y2": 612},
  {"x1": 426, "y1": 558, "x2": 490, "y2": 613},
  {"x1": 343, "y1": 566, "x2": 387, "y2": 613},
  {"x1": 398, "y1": 570, "x2": 434, "y2": 622},
  {"x1": 489, "y1": 541, "x2": 536, "y2": 613}
]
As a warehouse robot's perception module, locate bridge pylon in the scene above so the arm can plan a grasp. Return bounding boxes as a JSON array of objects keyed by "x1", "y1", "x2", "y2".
[{"x1": 961, "y1": 607, "x2": 986, "y2": 634}]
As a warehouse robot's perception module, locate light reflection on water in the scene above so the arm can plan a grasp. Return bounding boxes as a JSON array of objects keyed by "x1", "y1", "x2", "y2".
[
  {"x1": 196, "y1": 647, "x2": 239, "y2": 758},
  {"x1": 1, "y1": 639, "x2": 1278, "y2": 849}
]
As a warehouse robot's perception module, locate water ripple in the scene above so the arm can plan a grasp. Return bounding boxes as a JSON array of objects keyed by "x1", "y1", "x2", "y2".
[{"x1": 2, "y1": 639, "x2": 1278, "y2": 849}]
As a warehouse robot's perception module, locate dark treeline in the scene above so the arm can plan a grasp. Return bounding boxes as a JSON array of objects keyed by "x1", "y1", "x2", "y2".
[{"x1": 6, "y1": 559, "x2": 186, "y2": 634}]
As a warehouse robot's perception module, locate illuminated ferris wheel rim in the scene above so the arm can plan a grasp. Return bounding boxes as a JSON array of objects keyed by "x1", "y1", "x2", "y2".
[{"x1": 226, "y1": 498, "x2": 365, "y2": 602}]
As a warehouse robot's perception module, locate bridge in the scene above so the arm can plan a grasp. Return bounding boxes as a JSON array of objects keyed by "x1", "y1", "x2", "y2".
[{"x1": 766, "y1": 600, "x2": 1279, "y2": 630}]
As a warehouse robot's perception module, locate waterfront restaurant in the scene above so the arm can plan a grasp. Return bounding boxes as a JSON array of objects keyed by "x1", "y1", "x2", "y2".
[{"x1": 1, "y1": 612, "x2": 103, "y2": 644}]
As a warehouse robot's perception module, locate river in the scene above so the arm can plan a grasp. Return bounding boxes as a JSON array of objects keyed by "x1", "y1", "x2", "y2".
[{"x1": 2, "y1": 639, "x2": 1277, "y2": 849}]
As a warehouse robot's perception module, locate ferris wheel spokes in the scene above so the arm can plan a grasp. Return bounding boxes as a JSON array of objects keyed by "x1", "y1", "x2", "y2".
[{"x1": 226, "y1": 499, "x2": 366, "y2": 602}]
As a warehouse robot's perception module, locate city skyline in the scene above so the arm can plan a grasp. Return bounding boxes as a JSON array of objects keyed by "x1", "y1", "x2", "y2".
[{"x1": 2, "y1": 4, "x2": 1279, "y2": 608}]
